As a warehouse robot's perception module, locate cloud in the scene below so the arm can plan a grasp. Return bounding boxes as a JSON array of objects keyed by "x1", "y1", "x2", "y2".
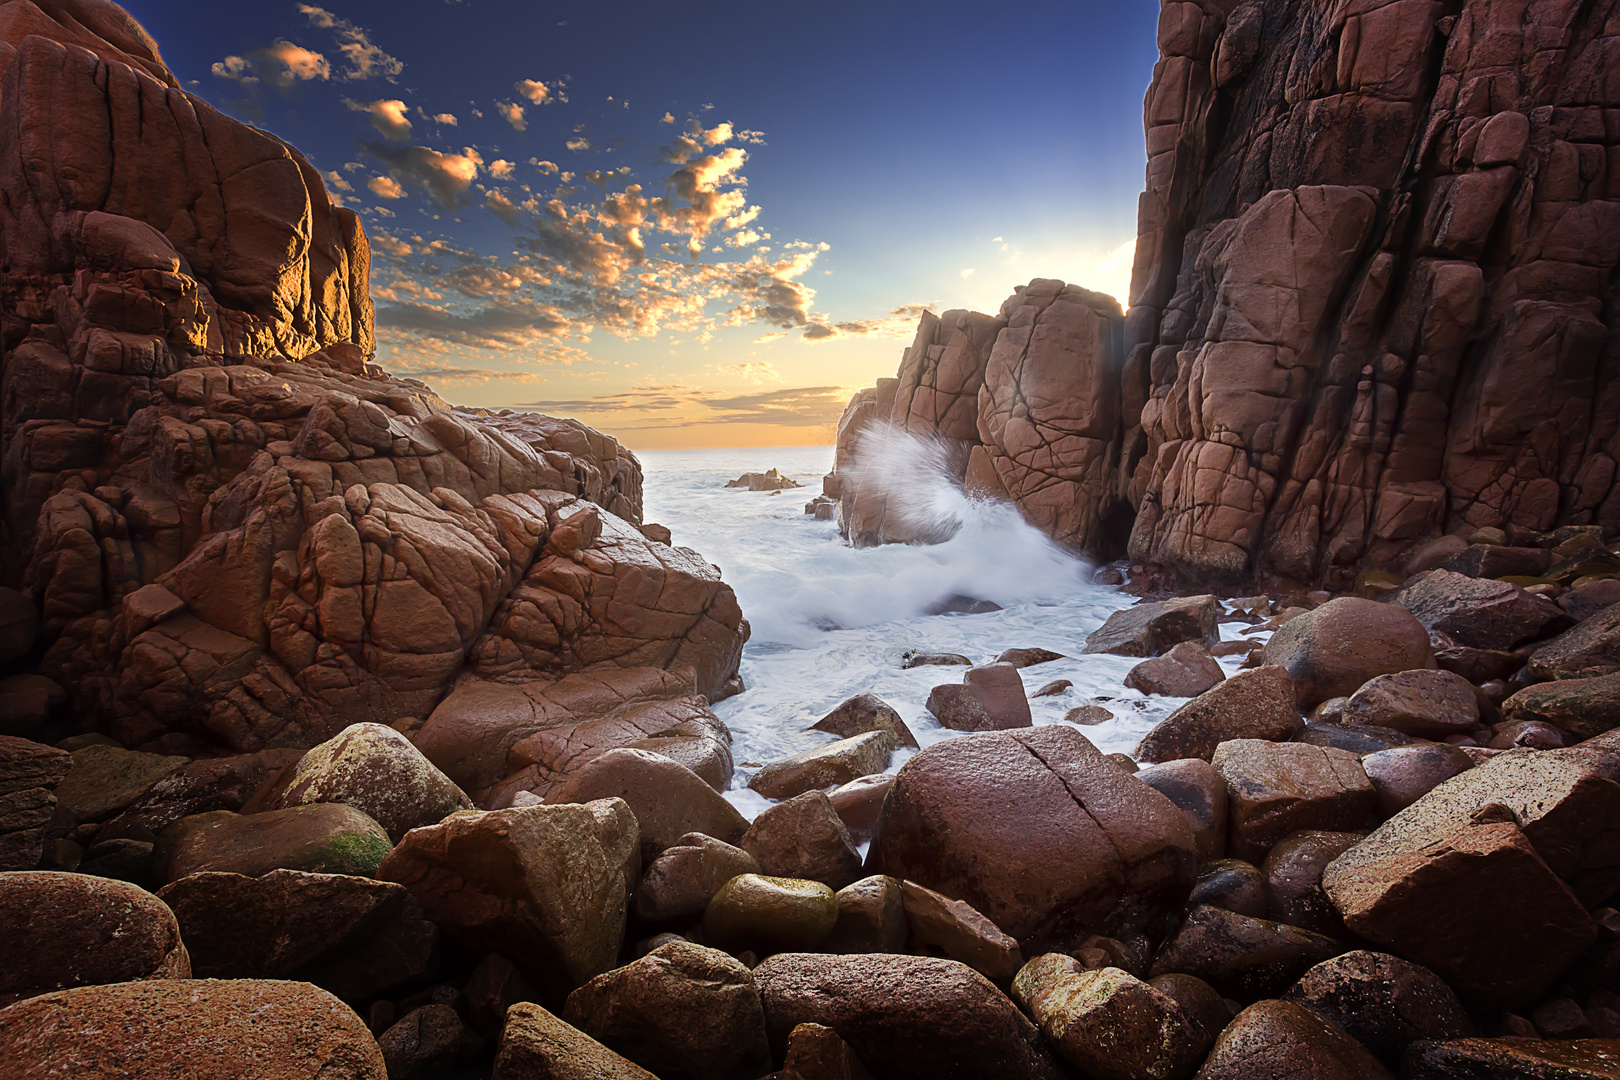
[
  {"x1": 297, "y1": 4, "x2": 402, "y2": 80},
  {"x1": 323, "y1": 170, "x2": 353, "y2": 192},
  {"x1": 368, "y1": 175, "x2": 405, "y2": 199},
  {"x1": 367, "y1": 143, "x2": 483, "y2": 206},
  {"x1": 532, "y1": 159, "x2": 560, "y2": 174},
  {"x1": 211, "y1": 41, "x2": 330, "y2": 89},
  {"x1": 370, "y1": 230, "x2": 414, "y2": 257},
  {"x1": 960, "y1": 267, "x2": 975, "y2": 278},
  {"x1": 346, "y1": 97, "x2": 412, "y2": 140},
  {"x1": 802, "y1": 304, "x2": 934, "y2": 342},
  {"x1": 515, "y1": 78, "x2": 567, "y2": 105},
  {"x1": 495, "y1": 99, "x2": 527, "y2": 131},
  {"x1": 432, "y1": 113, "x2": 458, "y2": 125},
  {"x1": 489, "y1": 159, "x2": 516, "y2": 179},
  {"x1": 566, "y1": 136, "x2": 593, "y2": 152},
  {"x1": 713, "y1": 361, "x2": 780, "y2": 384},
  {"x1": 377, "y1": 297, "x2": 571, "y2": 350},
  {"x1": 515, "y1": 384, "x2": 849, "y2": 428}
]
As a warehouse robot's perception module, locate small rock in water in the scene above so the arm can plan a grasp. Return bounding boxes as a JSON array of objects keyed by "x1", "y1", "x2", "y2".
[
  {"x1": 926, "y1": 663, "x2": 1033, "y2": 731},
  {"x1": 1124, "y1": 642, "x2": 1226, "y2": 697},
  {"x1": 1032, "y1": 680, "x2": 1072, "y2": 698},
  {"x1": 1062, "y1": 705, "x2": 1113, "y2": 725},
  {"x1": 996, "y1": 648, "x2": 1066, "y2": 668},
  {"x1": 924, "y1": 594, "x2": 1003, "y2": 616},
  {"x1": 725, "y1": 468, "x2": 801, "y2": 491},
  {"x1": 810, "y1": 694, "x2": 919, "y2": 748},
  {"x1": 901, "y1": 651, "x2": 973, "y2": 669}
]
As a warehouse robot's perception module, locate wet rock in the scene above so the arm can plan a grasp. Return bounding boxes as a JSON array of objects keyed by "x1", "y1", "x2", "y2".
[
  {"x1": 554, "y1": 747, "x2": 747, "y2": 867},
  {"x1": 1283, "y1": 951, "x2": 1474, "y2": 1066},
  {"x1": 1362, "y1": 744, "x2": 1477, "y2": 817},
  {"x1": 754, "y1": 953, "x2": 1066, "y2": 1080},
  {"x1": 0, "y1": 871, "x2": 189, "y2": 1006},
  {"x1": 1527, "y1": 603, "x2": 1620, "y2": 681},
  {"x1": 0, "y1": 735, "x2": 71, "y2": 871},
  {"x1": 996, "y1": 648, "x2": 1065, "y2": 668},
  {"x1": 926, "y1": 662, "x2": 1033, "y2": 731},
  {"x1": 1136, "y1": 758, "x2": 1229, "y2": 860},
  {"x1": 822, "y1": 874, "x2": 907, "y2": 954},
  {"x1": 1135, "y1": 666, "x2": 1302, "y2": 763},
  {"x1": 264, "y1": 723, "x2": 471, "y2": 842},
  {"x1": 1261, "y1": 598, "x2": 1435, "y2": 709},
  {"x1": 827, "y1": 773, "x2": 894, "y2": 846},
  {"x1": 494, "y1": 1001, "x2": 657, "y2": 1080},
  {"x1": 1211, "y1": 740, "x2": 1375, "y2": 861},
  {"x1": 377, "y1": 799, "x2": 638, "y2": 1003},
  {"x1": 741, "y1": 790, "x2": 863, "y2": 889},
  {"x1": 378, "y1": 1003, "x2": 470, "y2": 1080},
  {"x1": 748, "y1": 732, "x2": 895, "y2": 801},
  {"x1": 1064, "y1": 704, "x2": 1115, "y2": 724},
  {"x1": 1343, "y1": 669, "x2": 1482, "y2": 738},
  {"x1": 781, "y1": 1023, "x2": 874, "y2": 1080},
  {"x1": 901, "y1": 879, "x2": 1023, "y2": 981},
  {"x1": 0, "y1": 978, "x2": 387, "y2": 1079},
  {"x1": 1125, "y1": 641, "x2": 1227, "y2": 697},
  {"x1": 1033, "y1": 679, "x2": 1072, "y2": 697},
  {"x1": 872, "y1": 727, "x2": 1196, "y2": 953},
  {"x1": 1296, "y1": 722, "x2": 1420, "y2": 755},
  {"x1": 563, "y1": 941, "x2": 771, "y2": 1080},
  {"x1": 53, "y1": 744, "x2": 189, "y2": 823},
  {"x1": 1399, "y1": 1037, "x2": 1620, "y2": 1079},
  {"x1": 1195, "y1": 999, "x2": 1394, "y2": 1080},
  {"x1": 703, "y1": 873, "x2": 839, "y2": 953},
  {"x1": 1189, "y1": 859, "x2": 1268, "y2": 919},
  {"x1": 1082, "y1": 595, "x2": 1220, "y2": 657},
  {"x1": 1391, "y1": 570, "x2": 1573, "y2": 651},
  {"x1": 809, "y1": 694, "x2": 918, "y2": 748},
  {"x1": 156, "y1": 803, "x2": 393, "y2": 884},
  {"x1": 1503, "y1": 673, "x2": 1620, "y2": 740},
  {"x1": 902, "y1": 652, "x2": 972, "y2": 668},
  {"x1": 1149, "y1": 904, "x2": 1343, "y2": 999},
  {"x1": 1261, "y1": 831, "x2": 1363, "y2": 936},
  {"x1": 926, "y1": 594, "x2": 1002, "y2": 615},
  {"x1": 1011, "y1": 954, "x2": 1208, "y2": 1080},
  {"x1": 633, "y1": 832, "x2": 760, "y2": 925}
]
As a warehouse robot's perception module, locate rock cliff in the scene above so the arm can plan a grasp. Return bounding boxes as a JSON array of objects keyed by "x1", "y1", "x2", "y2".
[
  {"x1": 0, "y1": 1, "x2": 746, "y2": 793},
  {"x1": 829, "y1": 0, "x2": 1620, "y2": 587}
]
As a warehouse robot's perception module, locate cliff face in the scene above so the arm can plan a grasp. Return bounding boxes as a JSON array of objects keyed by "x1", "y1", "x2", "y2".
[
  {"x1": 0, "y1": 1, "x2": 745, "y2": 774},
  {"x1": 830, "y1": 0, "x2": 1620, "y2": 586}
]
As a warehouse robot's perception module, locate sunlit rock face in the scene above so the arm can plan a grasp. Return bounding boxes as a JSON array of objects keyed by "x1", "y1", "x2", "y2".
[
  {"x1": 0, "y1": 3, "x2": 745, "y2": 763},
  {"x1": 831, "y1": 0, "x2": 1620, "y2": 587}
]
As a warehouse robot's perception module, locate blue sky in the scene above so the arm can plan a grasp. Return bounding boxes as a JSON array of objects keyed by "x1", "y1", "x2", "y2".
[{"x1": 126, "y1": 0, "x2": 1160, "y2": 446}]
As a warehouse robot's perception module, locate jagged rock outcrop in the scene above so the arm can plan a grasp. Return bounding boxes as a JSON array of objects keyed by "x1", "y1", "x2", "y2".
[
  {"x1": 829, "y1": 0, "x2": 1620, "y2": 585},
  {"x1": 0, "y1": 5, "x2": 746, "y2": 783}
]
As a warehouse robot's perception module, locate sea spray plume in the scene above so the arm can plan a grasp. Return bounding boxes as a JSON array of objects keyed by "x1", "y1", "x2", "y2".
[{"x1": 842, "y1": 422, "x2": 975, "y2": 545}]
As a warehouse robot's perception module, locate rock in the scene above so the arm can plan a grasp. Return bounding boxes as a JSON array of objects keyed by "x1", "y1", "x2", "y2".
[
  {"x1": 1261, "y1": 599, "x2": 1435, "y2": 709},
  {"x1": 156, "y1": 803, "x2": 393, "y2": 883},
  {"x1": 95, "y1": 749, "x2": 303, "y2": 843},
  {"x1": 1194, "y1": 1000, "x2": 1394, "y2": 1080},
  {"x1": 1391, "y1": 570, "x2": 1572, "y2": 651},
  {"x1": 0, "y1": 871, "x2": 189, "y2": 1007},
  {"x1": 1342, "y1": 669, "x2": 1482, "y2": 737},
  {"x1": 1211, "y1": 740, "x2": 1376, "y2": 861},
  {"x1": 554, "y1": 747, "x2": 747, "y2": 867},
  {"x1": 1148, "y1": 972, "x2": 1233, "y2": 1046},
  {"x1": 1491, "y1": 719, "x2": 1571, "y2": 750},
  {"x1": 822, "y1": 874, "x2": 908, "y2": 954},
  {"x1": 781, "y1": 1023, "x2": 874, "y2": 1080},
  {"x1": 1260, "y1": 831, "x2": 1364, "y2": 935},
  {"x1": 1136, "y1": 758, "x2": 1229, "y2": 860},
  {"x1": 826, "y1": 773, "x2": 893, "y2": 846},
  {"x1": 925, "y1": 662, "x2": 1032, "y2": 731},
  {"x1": 702, "y1": 873, "x2": 839, "y2": 953},
  {"x1": 377, "y1": 799, "x2": 638, "y2": 1003},
  {"x1": 494, "y1": 1001, "x2": 658, "y2": 1080},
  {"x1": 1011, "y1": 954, "x2": 1208, "y2": 1080},
  {"x1": 634, "y1": 832, "x2": 760, "y2": 924},
  {"x1": 1296, "y1": 722, "x2": 1420, "y2": 756},
  {"x1": 53, "y1": 744, "x2": 189, "y2": 823},
  {"x1": 1504, "y1": 673, "x2": 1620, "y2": 739},
  {"x1": 1399, "y1": 1037, "x2": 1620, "y2": 1079},
  {"x1": 872, "y1": 727, "x2": 1196, "y2": 953},
  {"x1": 1526, "y1": 604, "x2": 1620, "y2": 681},
  {"x1": 562, "y1": 941, "x2": 772, "y2": 1080},
  {"x1": 754, "y1": 952, "x2": 1067, "y2": 1080},
  {"x1": 264, "y1": 723, "x2": 471, "y2": 842},
  {"x1": 1064, "y1": 704, "x2": 1115, "y2": 724},
  {"x1": 1189, "y1": 859, "x2": 1269, "y2": 919},
  {"x1": 996, "y1": 648, "x2": 1065, "y2": 668},
  {"x1": 0, "y1": 675, "x2": 64, "y2": 739},
  {"x1": 924, "y1": 594, "x2": 1002, "y2": 615},
  {"x1": 1563, "y1": 580, "x2": 1620, "y2": 623},
  {"x1": 1032, "y1": 679, "x2": 1072, "y2": 697},
  {"x1": 809, "y1": 694, "x2": 918, "y2": 748},
  {"x1": 741, "y1": 790, "x2": 863, "y2": 889},
  {"x1": 727, "y1": 469, "x2": 801, "y2": 491},
  {"x1": 1283, "y1": 951, "x2": 1474, "y2": 1066},
  {"x1": 1082, "y1": 596, "x2": 1219, "y2": 657},
  {"x1": 154, "y1": 869, "x2": 435, "y2": 1002},
  {"x1": 0, "y1": 588, "x2": 38, "y2": 665},
  {"x1": 378, "y1": 1004, "x2": 470, "y2": 1080},
  {"x1": 1149, "y1": 905, "x2": 1343, "y2": 1000},
  {"x1": 1135, "y1": 666, "x2": 1302, "y2": 763},
  {"x1": 1362, "y1": 744, "x2": 1476, "y2": 817},
  {"x1": 1125, "y1": 641, "x2": 1227, "y2": 697},
  {"x1": 0, "y1": 978, "x2": 387, "y2": 1078},
  {"x1": 748, "y1": 732, "x2": 895, "y2": 800},
  {"x1": 465, "y1": 953, "x2": 541, "y2": 1040},
  {"x1": 902, "y1": 652, "x2": 972, "y2": 668},
  {"x1": 1432, "y1": 634, "x2": 1527, "y2": 683},
  {"x1": 901, "y1": 879, "x2": 1023, "y2": 981},
  {"x1": 0, "y1": 735, "x2": 71, "y2": 870},
  {"x1": 1440, "y1": 544, "x2": 1555, "y2": 579}
]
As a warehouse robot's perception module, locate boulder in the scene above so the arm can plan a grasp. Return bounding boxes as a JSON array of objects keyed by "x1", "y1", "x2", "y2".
[
  {"x1": 872, "y1": 727, "x2": 1196, "y2": 953},
  {"x1": 378, "y1": 1004, "x2": 470, "y2": 1080},
  {"x1": 562, "y1": 941, "x2": 772, "y2": 1080},
  {"x1": 264, "y1": 723, "x2": 471, "y2": 842},
  {"x1": 0, "y1": 979, "x2": 387, "y2": 1079},
  {"x1": 826, "y1": 773, "x2": 893, "y2": 845},
  {"x1": 1134, "y1": 666, "x2": 1301, "y2": 763},
  {"x1": 53, "y1": 744, "x2": 189, "y2": 823},
  {"x1": 748, "y1": 732, "x2": 895, "y2": 801},
  {"x1": 1527, "y1": 603, "x2": 1620, "y2": 681},
  {"x1": 1136, "y1": 757, "x2": 1229, "y2": 859},
  {"x1": 156, "y1": 803, "x2": 393, "y2": 883},
  {"x1": 753, "y1": 953, "x2": 1066, "y2": 1080},
  {"x1": 1194, "y1": 1000, "x2": 1395, "y2": 1080},
  {"x1": 553, "y1": 747, "x2": 747, "y2": 867},
  {"x1": 822, "y1": 874, "x2": 908, "y2": 954},
  {"x1": 926, "y1": 662, "x2": 1033, "y2": 731},
  {"x1": 1504, "y1": 673, "x2": 1620, "y2": 739},
  {"x1": 1563, "y1": 580, "x2": 1620, "y2": 623},
  {"x1": 1211, "y1": 740, "x2": 1376, "y2": 861},
  {"x1": 1390, "y1": 570, "x2": 1573, "y2": 652},
  {"x1": 1362, "y1": 744, "x2": 1476, "y2": 817},
  {"x1": 809, "y1": 694, "x2": 918, "y2": 748},
  {"x1": 0, "y1": 735, "x2": 71, "y2": 870},
  {"x1": 1297, "y1": 722, "x2": 1420, "y2": 756},
  {"x1": 1261, "y1": 599, "x2": 1435, "y2": 708},
  {"x1": 633, "y1": 832, "x2": 760, "y2": 924},
  {"x1": 996, "y1": 648, "x2": 1066, "y2": 668},
  {"x1": 1399, "y1": 1037, "x2": 1620, "y2": 1078},
  {"x1": 702, "y1": 873, "x2": 839, "y2": 953},
  {"x1": 781, "y1": 1023, "x2": 875, "y2": 1080},
  {"x1": 1149, "y1": 905, "x2": 1343, "y2": 999},
  {"x1": 1082, "y1": 596, "x2": 1219, "y2": 657},
  {"x1": 901, "y1": 879, "x2": 1023, "y2": 981},
  {"x1": 740, "y1": 790, "x2": 863, "y2": 889},
  {"x1": 465, "y1": 953, "x2": 542, "y2": 1039},
  {"x1": 1010, "y1": 954, "x2": 1208, "y2": 1080},
  {"x1": 1283, "y1": 951, "x2": 1474, "y2": 1066},
  {"x1": 376, "y1": 799, "x2": 638, "y2": 1003},
  {"x1": 1439, "y1": 544, "x2": 1554, "y2": 579},
  {"x1": 96, "y1": 749, "x2": 304, "y2": 843},
  {"x1": 0, "y1": 871, "x2": 189, "y2": 1006},
  {"x1": 1188, "y1": 859, "x2": 1268, "y2": 918},
  {"x1": 494, "y1": 1001, "x2": 658, "y2": 1080},
  {"x1": 1147, "y1": 972, "x2": 1233, "y2": 1047},
  {"x1": 1125, "y1": 642, "x2": 1226, "y2": 697},
  {"x1": 1342, "y1": 669, "x2": 1482, "y2": 737},
  {"x1": 1260, "y1": 831, "x2": 1364, "y2": 935}
]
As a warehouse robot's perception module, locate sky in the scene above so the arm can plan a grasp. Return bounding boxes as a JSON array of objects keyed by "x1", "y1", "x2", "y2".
[{"x1": 126, "y1": 0, "x2": 1162, "y2": 448}]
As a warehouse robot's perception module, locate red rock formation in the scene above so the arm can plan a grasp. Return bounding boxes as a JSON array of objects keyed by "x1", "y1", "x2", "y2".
[
  {"x1": 831, "y1": 0, "x2": 1620, "y2": 586},
  {"x1": 0, "y1": 7, "x2": 746, "y2": 786}
]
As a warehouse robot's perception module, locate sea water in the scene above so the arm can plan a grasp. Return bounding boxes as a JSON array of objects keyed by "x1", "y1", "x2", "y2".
[{"x1": 636, "y1": 439, "x2": 1260, "y2": 819}]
